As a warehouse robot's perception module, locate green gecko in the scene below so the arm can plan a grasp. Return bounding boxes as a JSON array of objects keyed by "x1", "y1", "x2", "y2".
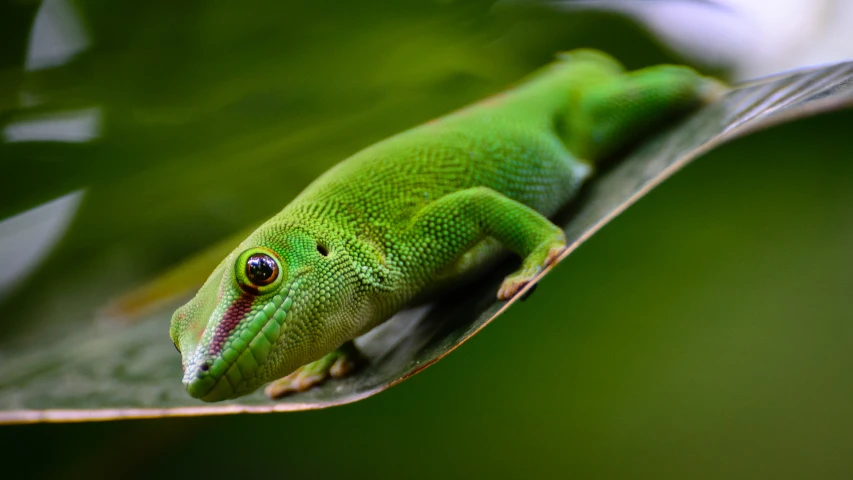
[{"x1": 170, "y1": 50, "x2": 722, "y2": 402}]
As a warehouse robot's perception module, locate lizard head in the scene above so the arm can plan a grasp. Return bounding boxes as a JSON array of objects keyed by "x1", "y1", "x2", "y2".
[{"x1": 170, "y1": 223, "x2": 358, "y2": 402}]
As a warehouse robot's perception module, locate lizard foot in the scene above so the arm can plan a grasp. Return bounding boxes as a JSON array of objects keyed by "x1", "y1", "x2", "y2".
[
  {"x1": 497, "y1": 244, "x2": 565, "y2": 300},
  {"x1": 264, "y1": 341, "x2": 365, "y2": 399}
]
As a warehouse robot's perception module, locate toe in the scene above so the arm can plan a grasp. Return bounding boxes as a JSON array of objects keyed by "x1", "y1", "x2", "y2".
[
  {"x1": 497, "y1": 276, "x2": 529, "y2": 300},
  {"x1": 545, "y1": 245, "x2": 566, "y2": 265},
  {"x1": 264, "y1": 369, "x2": 327, "y2": 399}
]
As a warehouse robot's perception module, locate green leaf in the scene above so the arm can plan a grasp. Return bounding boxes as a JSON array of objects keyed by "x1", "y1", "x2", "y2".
[{"x1": 1, "y1": 61, "x2": 851, "y2": 423}]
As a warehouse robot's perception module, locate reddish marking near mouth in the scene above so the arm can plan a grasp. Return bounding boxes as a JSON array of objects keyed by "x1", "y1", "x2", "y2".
[{"x1": 209, "y1": 294, "x2": 252, "y2": 355}]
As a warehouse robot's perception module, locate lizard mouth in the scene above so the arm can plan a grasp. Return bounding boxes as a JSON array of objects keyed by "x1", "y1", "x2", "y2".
[{"x1": 183, "y1": 282, "x2": 298, "y2": 402}]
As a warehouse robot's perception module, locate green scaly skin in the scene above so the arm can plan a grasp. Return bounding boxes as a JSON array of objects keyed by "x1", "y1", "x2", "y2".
[{"x1": 170, "y1": 50, "x2": 722, "y2": 402}]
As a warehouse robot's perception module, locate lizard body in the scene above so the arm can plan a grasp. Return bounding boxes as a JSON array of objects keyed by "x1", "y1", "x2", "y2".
[{"x1": 171, "y1": 50, "x2": 719, "y2": 401}]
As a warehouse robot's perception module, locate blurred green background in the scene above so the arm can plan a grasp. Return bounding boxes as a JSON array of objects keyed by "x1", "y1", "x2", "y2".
[{"x1": 2, "y1": 1, "x2": 852, "y2": 479}]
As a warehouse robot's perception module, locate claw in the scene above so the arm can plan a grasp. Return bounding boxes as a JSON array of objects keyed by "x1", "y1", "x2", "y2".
[{"x1": 497, "y1": 245, "x2": 566, "y2": 300}]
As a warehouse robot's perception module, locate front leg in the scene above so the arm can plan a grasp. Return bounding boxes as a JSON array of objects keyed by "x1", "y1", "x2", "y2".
[
  {"x1": 264, "y1": 341, "x2": 366, "y2": 399},
  {"x1": 407, "y1": 187, "x2": 566, "y2": 300}
]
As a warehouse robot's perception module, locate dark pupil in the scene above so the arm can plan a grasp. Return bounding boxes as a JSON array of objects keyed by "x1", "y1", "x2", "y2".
[{"x1": 246, "y1": 254, "x2": 278, "y2": 286}]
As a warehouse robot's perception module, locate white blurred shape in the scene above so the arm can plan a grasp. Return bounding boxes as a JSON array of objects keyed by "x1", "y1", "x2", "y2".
[
  {"x1": 26, "y1": 0, "x2": 90, "y2": 71},
  {"x1": 3, "y1": 108, "x2": 101, "y2": 143},
  {"x1": 542, "y1": 0, "x2": 853, "y2": 80},
  {"x1": 0, "y1": 191, "x2": 85, "y2": 299},
  {"x1": 790, "y1": 2, "x2": 853, "y2": 73}
]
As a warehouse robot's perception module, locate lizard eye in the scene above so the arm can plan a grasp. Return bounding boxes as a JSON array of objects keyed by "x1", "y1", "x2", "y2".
[
  {"x1": 246, "y1": 254, "x2": 278, "y2": 286},
  {"x1": 235, "y1": 247, "x2": 285, "y2": 294}
]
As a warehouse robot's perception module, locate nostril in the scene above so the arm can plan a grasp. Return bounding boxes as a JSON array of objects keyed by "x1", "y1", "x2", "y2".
[{"x1": 199, "y1": 361, "x2": 211, "y2": 372}]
